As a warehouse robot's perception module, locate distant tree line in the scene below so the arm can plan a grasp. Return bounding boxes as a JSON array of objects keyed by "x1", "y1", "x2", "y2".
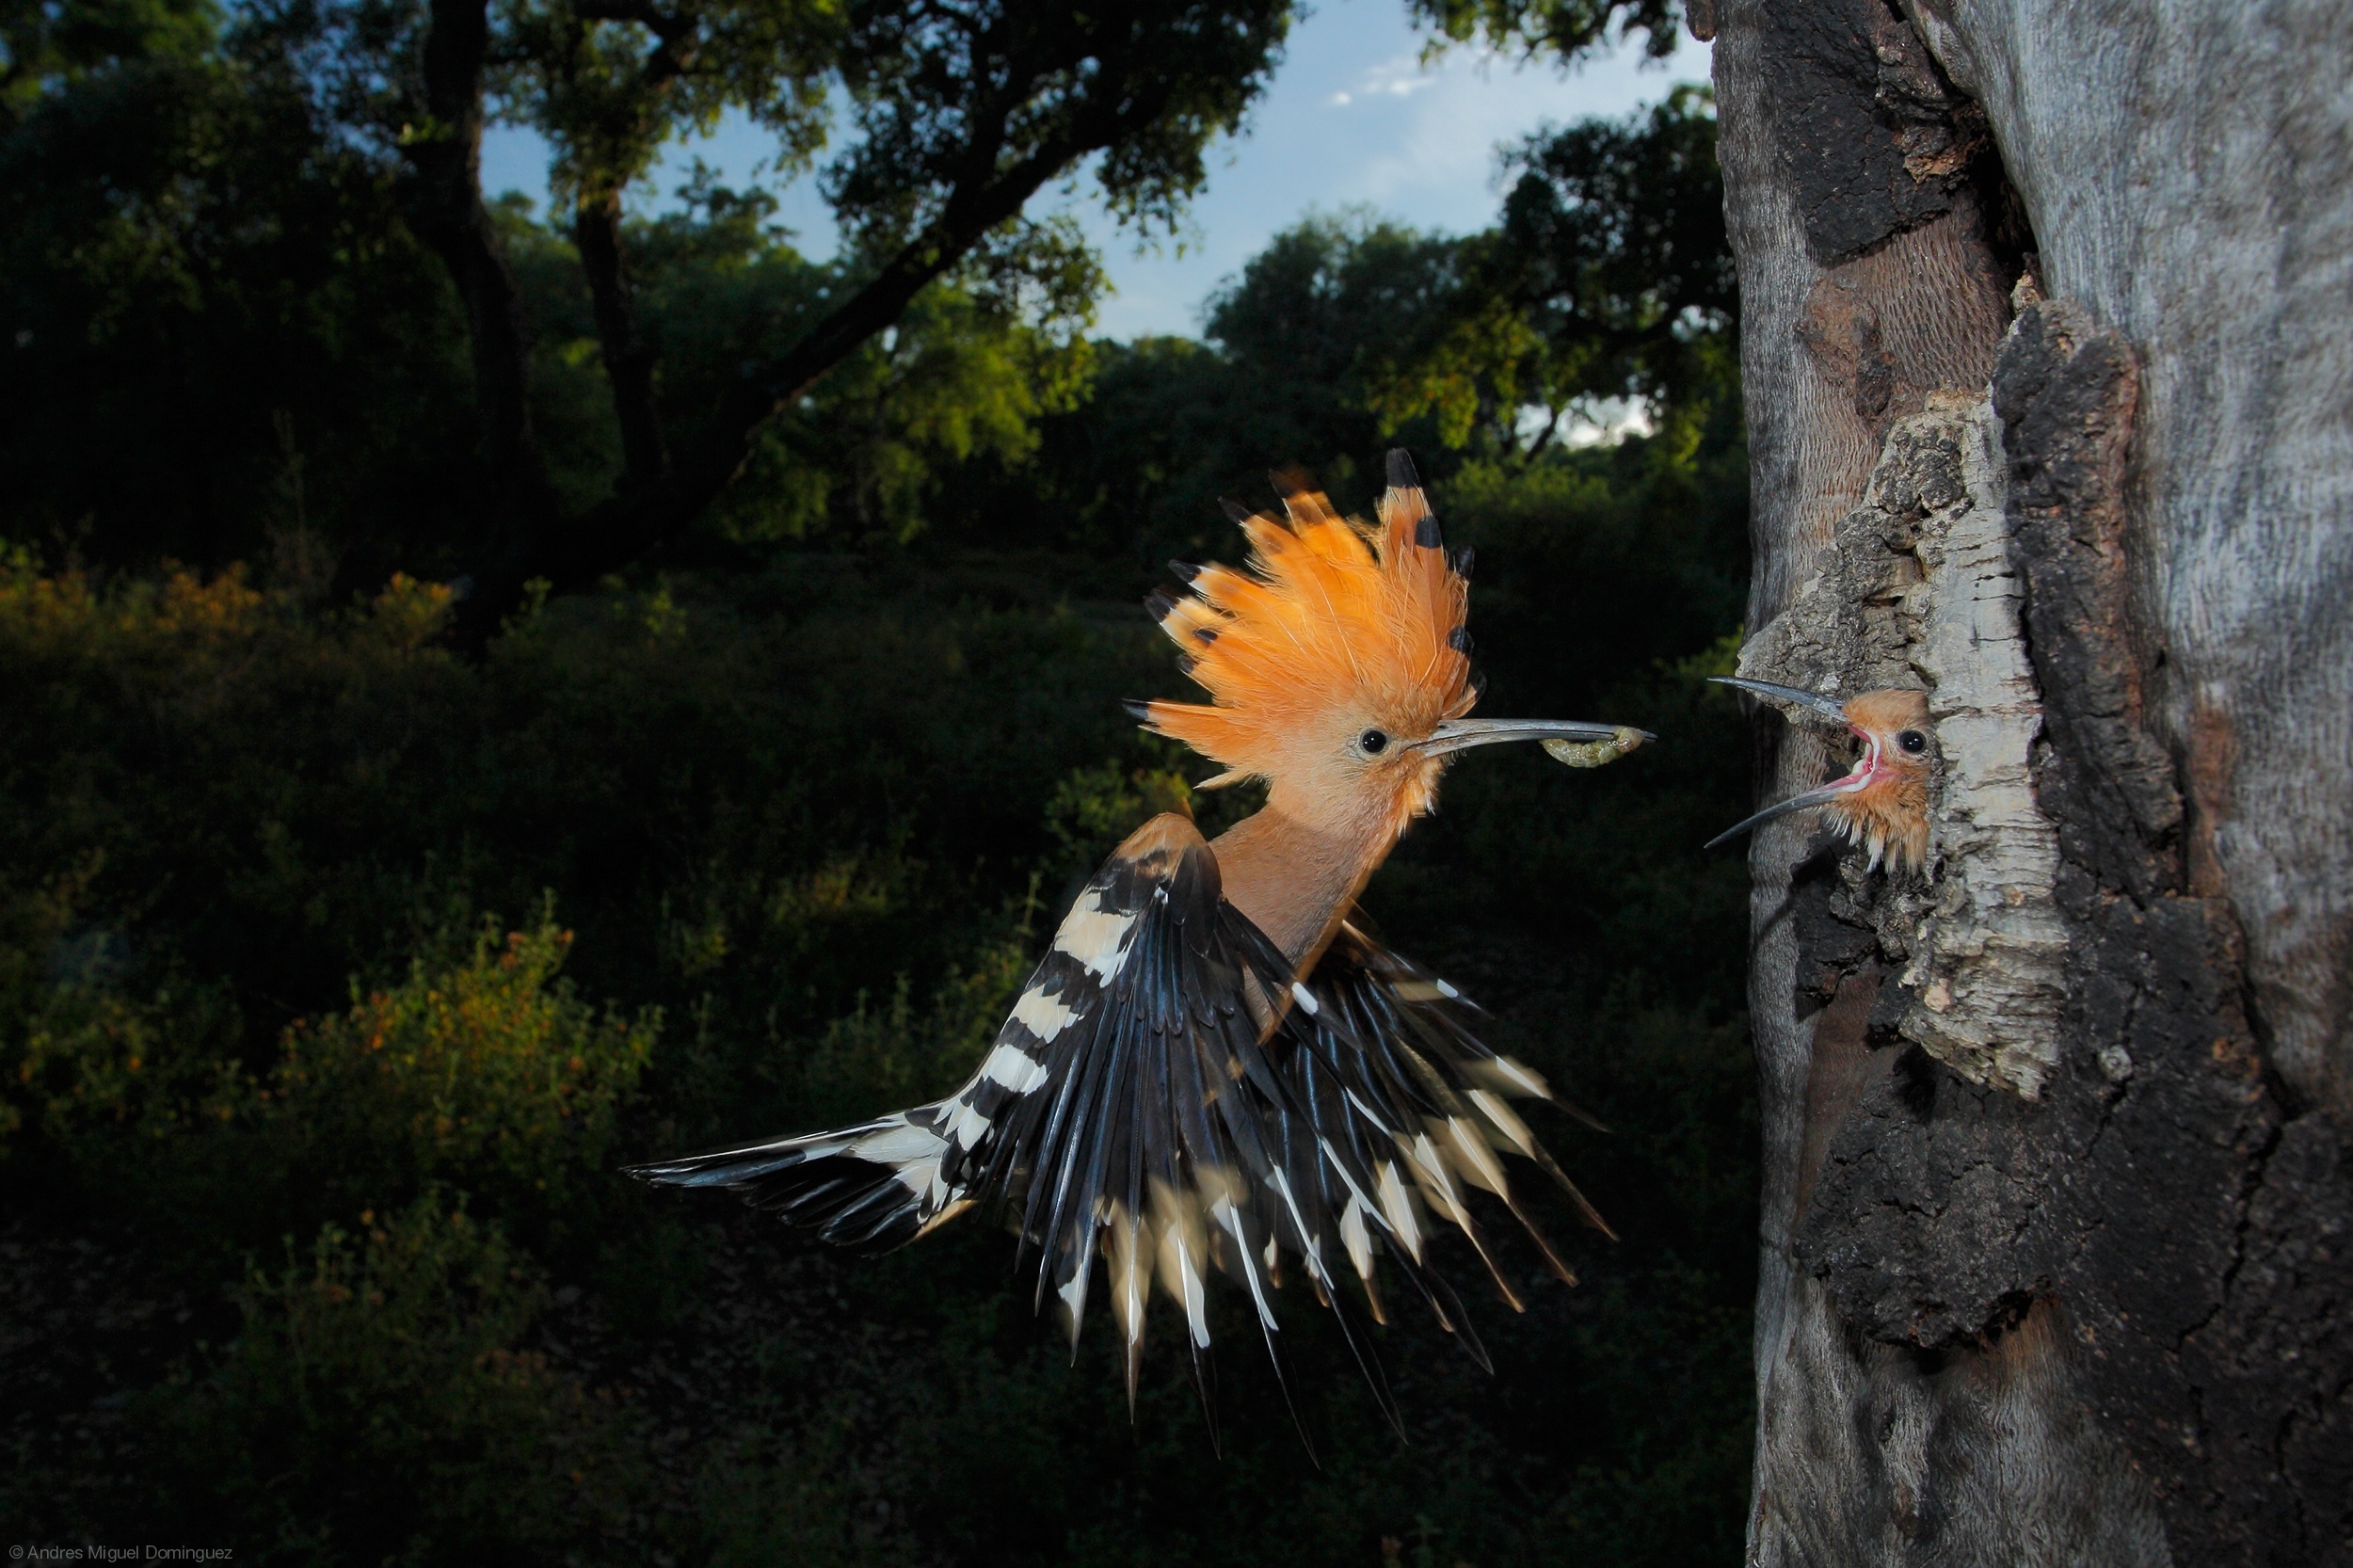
[{"x1": 2, "y1": 0, "x2": 1726, "y2": 616}]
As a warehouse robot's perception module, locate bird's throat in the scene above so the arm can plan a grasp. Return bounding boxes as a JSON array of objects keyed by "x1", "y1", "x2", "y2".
[{"x1": 1209, "y1": 801, "x2": 1399, "y2": 973}]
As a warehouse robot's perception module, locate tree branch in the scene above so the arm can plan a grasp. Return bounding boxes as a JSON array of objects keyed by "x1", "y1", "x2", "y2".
[{"x1": 449, "y1": 81, "x2": 1146, "y2": 648}]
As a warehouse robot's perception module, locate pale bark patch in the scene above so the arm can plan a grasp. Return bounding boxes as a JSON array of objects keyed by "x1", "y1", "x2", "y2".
[{"x1": 1740, "y1": 393, "x2": 2068, "y2": 1096}]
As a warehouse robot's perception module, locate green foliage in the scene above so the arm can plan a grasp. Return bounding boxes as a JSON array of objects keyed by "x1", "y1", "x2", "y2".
[
  {"x1": 1370, "y1": 87, "x2": 1733, "y2": 458},
  {"x1": 940, "y1": 104, "x2": 1729, "y2": 561},
  {"x1": 788, "y1": 924, "x2": 1035, "y2": 1131},
  {"x1": 825, "y1": 1, "x2": 1293, "y2": 246},
  {"x1": 0, "y1": 448, "x2": 1756, "y2": 1562},
  {"x1": 1195, "y1": 211, "x2": 1464, "y2": 488},
  {"x1": 275, "y1": 914, "x2": 658, "y2": 1232},
  {"x1": 2, "y1": 1, "x2": 1707, "y2": 586},
  {"x1": 1409, "y1": 0, "x2": 1686, "y2": 64},
  {"x1": 495, "y1": 0, "x2": 839, "y2": 208},
  {"x1": 1, "y1": 0, "x2": 218, "y2": 120},
  {"x1": 1043, "y1": 760, "x2": 1195, "y2": 875},
  {"x1": 0, "y1": 61, "x2": 1756, "y2": 1567},
  {"x1": 0, "y1": 47, "x2": 1102, "y2": 567},
  {"x1": 935, "y1": 212, "x2": 1472, "y2": 565},
  {"x1": 693, "y1": 225, "x2": 1098, "y2": 545},
  {"x1": 263, "y1": 0, "x2": 1304, "y2": 615},
  {"x1": 0, "y1": 835, "x2": 233, "y2": 1150},
  {"x1": 0, "y1": 544, "x2": 1175, "y2": 1152},
  {"x1": 694, "y1": 1422, "x2": 892, "y2": 1568},
  {"x1": 139, "y1": 1195, "x2": 648, "y2": 1561},
  {"x1": 0, "y1": 46, "x2": 480, "y2": 575},
  {"x1": 1, "y1": 964, "x2": 248, "y2": 1153}
]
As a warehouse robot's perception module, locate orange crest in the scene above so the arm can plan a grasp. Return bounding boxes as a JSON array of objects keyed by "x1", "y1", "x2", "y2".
[{"x1": 1139, "y1": 463, "x2": 1475, "y2": 787}]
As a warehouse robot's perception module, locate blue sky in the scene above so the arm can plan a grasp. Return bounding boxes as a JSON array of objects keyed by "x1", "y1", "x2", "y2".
[{"x1": 480, "y1": 2, "x2": 1710, "y2": 341}]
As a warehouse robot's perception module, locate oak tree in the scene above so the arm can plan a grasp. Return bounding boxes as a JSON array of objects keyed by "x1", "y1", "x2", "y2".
[{"x1": 324, "y1": 0, "x2": 1295, "y2": 643}]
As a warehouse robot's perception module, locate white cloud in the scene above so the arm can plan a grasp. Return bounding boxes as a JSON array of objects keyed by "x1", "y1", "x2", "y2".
[
  {"x1": 1329, "y1": 38, "x2": 1697, "y2": 227},
  {"x1": 1342, "y1": 53, "x2": 1451, "y2": 103}
]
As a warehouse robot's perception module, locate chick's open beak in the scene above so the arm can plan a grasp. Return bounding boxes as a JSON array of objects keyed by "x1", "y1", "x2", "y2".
[
  {"x1": 1705, "y1": 677, "x2": 1879, "y2": 851},
  {"x1": 1420, "y1": 717, "x2": 1656, "y2": 761}
]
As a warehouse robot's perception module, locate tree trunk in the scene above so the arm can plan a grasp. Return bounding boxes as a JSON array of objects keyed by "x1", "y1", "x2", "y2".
[
  {"x1": 573, "y1": 185, "x2": 668, "y2": 492},
  {"x1": 442, "y1": 143, "x2": 1070, "y2": 648},
  {"x1": 402, "y1": 0, "x2": 561, "y2": 536},
  {"x1": 1712, "y1": 0, "x2": 2352, "y2": 1561}
]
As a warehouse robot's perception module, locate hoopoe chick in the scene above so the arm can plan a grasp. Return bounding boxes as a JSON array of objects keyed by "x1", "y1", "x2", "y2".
[
  {"x1": 1706, "y1": 679, "x2": 1934, "y2": 872},
  {"x1": 632, "y1": 450, "x2": 1650, "y2": 1454}
]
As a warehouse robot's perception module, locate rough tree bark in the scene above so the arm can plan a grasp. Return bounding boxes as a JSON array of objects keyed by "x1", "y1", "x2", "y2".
[{"x1": 1713, "y1": 0, "x2": 2351, "y2": 1561}]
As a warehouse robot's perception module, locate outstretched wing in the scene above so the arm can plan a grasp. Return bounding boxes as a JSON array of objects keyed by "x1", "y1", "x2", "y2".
[
  {"x1": 631, "y1": 818, "x2": 1608, "y2": 1448},
  {"x1": 1269, "y1": 922, "x2": 1612, "y2": 1361},
  {"x1": 624, "y1": 815, "x2": 1219, "y2": 1252},
  {"x1": 630, "y1": 813, "x2": 1325, "y2": 1431}
]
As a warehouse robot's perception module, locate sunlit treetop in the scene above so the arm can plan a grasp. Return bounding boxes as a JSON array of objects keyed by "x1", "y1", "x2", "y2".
[
  {"x1": 1359, "y1": 87, "x2": 1729, "y2": 457},
  {"x1": 826, "y1": 1, "x2": 1294, "y2": 248}
]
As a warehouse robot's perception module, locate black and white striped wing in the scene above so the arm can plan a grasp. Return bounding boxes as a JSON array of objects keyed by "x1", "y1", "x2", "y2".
[
  {"x1": 624, "y1": 816, "x2": 1222, "y2": 1254},
  {"x1": 954, "y1": 812, "x2": 1324, "y2": 1424},
  {"x1": 1269, "y1": 922, "x2": 1613, "y2": 1350},
  {"x1": 631, "y1": 822, "x2": 1609, "y2": 1445},
  {"x1": 620, "y1": 1098, "x2": 971, "y2": 1254},
  {"x1": 630, "y1": 812, "x2": 1340, "y2": 1429}
]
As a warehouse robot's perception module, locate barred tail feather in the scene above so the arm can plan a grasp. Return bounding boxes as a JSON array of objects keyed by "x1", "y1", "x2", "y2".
[{"x1": 629, "y1": 1108, "x2": 965, "y2": 1254}]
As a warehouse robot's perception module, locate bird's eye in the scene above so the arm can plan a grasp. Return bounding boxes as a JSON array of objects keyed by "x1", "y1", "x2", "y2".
[
  {"x1": 1359, "y1": 728, "x2": 1390, "y2": 756},
  {"x1": 1897, "y1": 729, "x2": 1928, "y2": 754}
]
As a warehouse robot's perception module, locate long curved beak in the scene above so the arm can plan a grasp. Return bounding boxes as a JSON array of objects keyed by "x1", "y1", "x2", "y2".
[
  {"x1": 1419, "y1": 717, "x2": 1656, "y2": 760},
  {"x1": 1709, "y1": 677, "x2": 1850, "y2": 726},
  {"x1": 1704, "y1": 776, "x2": 1868, "y2": 851}
]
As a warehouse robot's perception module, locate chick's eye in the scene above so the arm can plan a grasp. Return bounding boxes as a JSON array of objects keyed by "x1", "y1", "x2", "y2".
[
  {"x1": 1897, "y1": 729, "x2": 1928, "y2": 753},
  {"x1": 1359, "y1": 728, "x2": 1389, "y2": 755}
]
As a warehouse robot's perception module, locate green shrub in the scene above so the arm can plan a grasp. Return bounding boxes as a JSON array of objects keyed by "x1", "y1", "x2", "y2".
[
  {"x1": 7, "y1": 976, "x2": 248, "y2": 1147},
  {"x1": 694, "y1": 1417, "x2": 902, "y2": 1568},
  {"x1": 0, "y1": 443, "x2": 1757, "y2": 1564},
  {"x1": 274, "y1": 913, "x2": 658, "y2": 1234},
  {"x1": 0, "y1": 841, "x2": 258, "y2": 1229},
  {"x1": 141, "y1": 1195, "x2": 642, "y2": 1563}
]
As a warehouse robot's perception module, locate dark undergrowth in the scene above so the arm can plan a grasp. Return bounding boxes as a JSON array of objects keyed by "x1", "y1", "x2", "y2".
[{"x1": 0, "y1": 435, "x2": 1756, "y2": 1566}]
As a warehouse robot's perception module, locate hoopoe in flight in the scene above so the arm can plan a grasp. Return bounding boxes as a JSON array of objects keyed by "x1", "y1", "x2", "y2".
[
  {"x1": 632, "y1": 452, "x2": 1650, "y2": 1447},
  {"x1": 1705, "y1": 679, "x2": 1934, "y2": 872}
]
